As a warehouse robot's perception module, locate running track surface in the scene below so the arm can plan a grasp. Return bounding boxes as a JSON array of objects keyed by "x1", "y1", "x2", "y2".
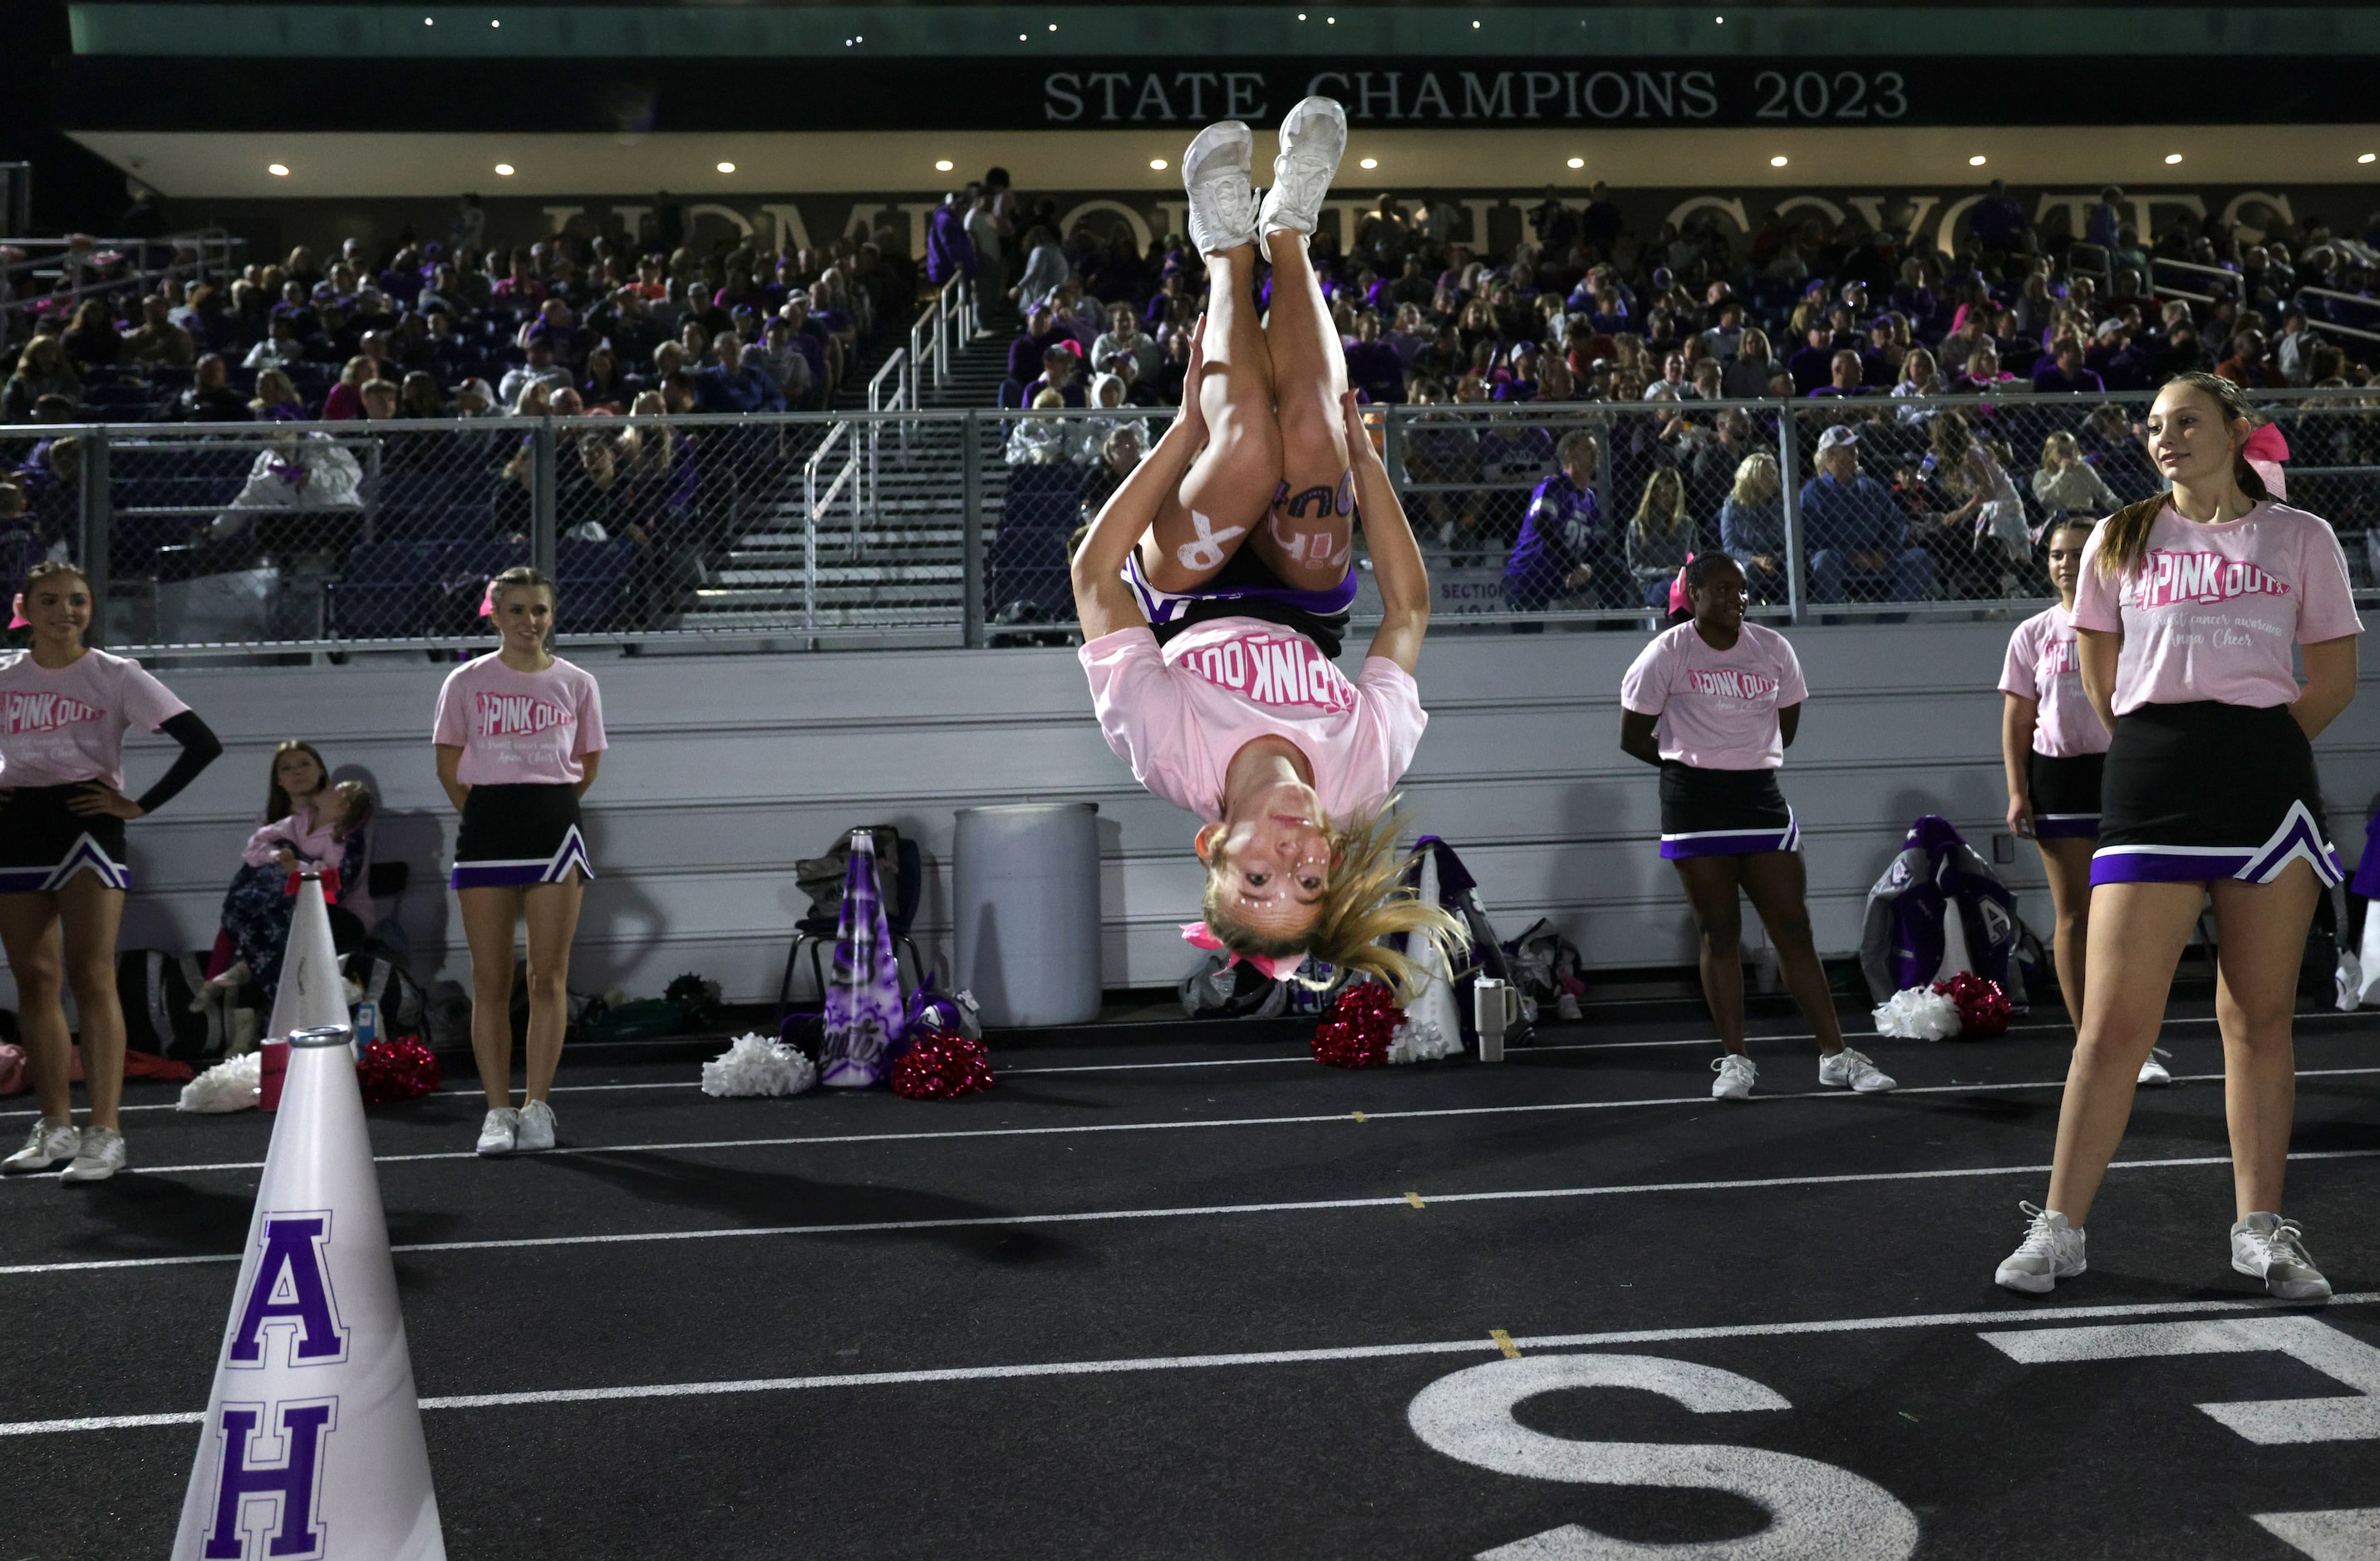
[{"x1": 1, "y1": 1002, "x2": 2376, "y2": 1559}]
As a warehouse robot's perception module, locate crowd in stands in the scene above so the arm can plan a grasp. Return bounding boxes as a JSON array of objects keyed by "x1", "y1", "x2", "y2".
[{"x1": 945, "y1": 172, "x2": 2380, "y2": 611}]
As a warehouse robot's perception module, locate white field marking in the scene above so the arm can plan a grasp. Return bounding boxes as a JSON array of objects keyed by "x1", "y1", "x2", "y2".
[
  {"x1": 2, "y1": 1291, "x2": 2371, "y2": 1439},
  {"x1": 11, "y1": 1066, "x2": 2380, "y2": 1183},
  {"x1": 7, "y1": 1145, "x2": 2378, "y2": 1279},
  {"x1": 6, "y1": 1008, "x2": 2360, "y2": 1122}
]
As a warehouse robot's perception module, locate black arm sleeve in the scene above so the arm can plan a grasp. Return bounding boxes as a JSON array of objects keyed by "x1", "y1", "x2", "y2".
[{"x1": 133, "y1": 710, "x2": 224, "y2": 815}]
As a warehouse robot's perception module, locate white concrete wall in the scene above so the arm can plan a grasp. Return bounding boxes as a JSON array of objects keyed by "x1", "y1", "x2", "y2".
[{"x1": 35, "y1": 619, "x2": 2380, "y2": 1007}]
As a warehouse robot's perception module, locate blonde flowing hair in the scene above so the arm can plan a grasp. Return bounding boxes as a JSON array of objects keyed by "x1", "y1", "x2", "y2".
[{"x1": 1200, "y1": 800, "x2": 1467, "y2": 1004}]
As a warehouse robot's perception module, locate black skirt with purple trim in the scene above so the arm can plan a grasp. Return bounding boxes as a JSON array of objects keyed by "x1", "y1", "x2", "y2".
[
  {"x1": 1658, "y1": 762, "x2": 1801, "y2": 859},
  {"x1": 2027, "y1": 751, "x2": 2105, "y2": 840},
  {"x1": 450, "y1": 783, "x2": 593, "y2": 890},
  {"x1": 0, "y1": 785, "x2": 131, "y2": 894},
  {"x1": 2091, "y1": 701, "x2": 2341, "y2": 888}
]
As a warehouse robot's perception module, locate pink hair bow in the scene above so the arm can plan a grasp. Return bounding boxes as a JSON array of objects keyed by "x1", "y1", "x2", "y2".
[
  {"x1": 1667, "y1": 551, "x2": 1698, "y2": 617},
  {"x1": 2242, "y1": 422, "x2": 2289, "y2": 502},
  {"x1": 1180, "y1": 921, "x2": 1306, "y2": 983}
]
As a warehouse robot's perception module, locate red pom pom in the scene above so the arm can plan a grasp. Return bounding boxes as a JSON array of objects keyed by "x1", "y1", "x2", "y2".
[
  {"x1": 357, "y1": 1037, "x2": 441, "y2": 1104},
  {"x1": 1313, "y1": 982, "x2": 1401, "y2": 1069},
  {"x1": 890, "y1": 1029, "x2": 996, "y2": 1100},
  {"x1": 1931, "y1": 973, "x2": 2012, "y2": 1038}
]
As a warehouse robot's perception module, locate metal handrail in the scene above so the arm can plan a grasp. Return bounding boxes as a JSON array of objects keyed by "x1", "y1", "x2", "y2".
[{"x1": 0, "y1": 232, "x2": 248, "y2": 323}]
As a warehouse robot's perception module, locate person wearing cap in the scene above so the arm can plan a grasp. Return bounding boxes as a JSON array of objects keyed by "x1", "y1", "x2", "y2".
[
  {"x1": 1006, "y1": 301, "x2": 1068, "y2": 388},
  {"x1": 498, "y1": 332, "x2": 572, "y2": 411},
  {"x1": 1800, "y1": 425, "x2": 1935, "y2": 608},
  {"x1": 453, "y1": 378, "x2": 497, "y2": 417},
  {"x1": 1024, "y1": 342, "x2": 1087, "y2": 409},
  {"x1": 1786, "y1": 324, "x2": 1839, "y2": 396}
]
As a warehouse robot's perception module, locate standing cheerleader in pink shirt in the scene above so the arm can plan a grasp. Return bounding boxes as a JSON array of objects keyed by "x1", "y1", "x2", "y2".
[
  {"x1": 1620, "y1": 554, "x2": 1897, "y2": 1102},
  {"x1": 1073, "y1": 99, "x2": 1457, "y2": 992},
  {"x1": 1996, "y1": 373, "x2": 2358, "y2": 1300},
  {"x1": 433, "y1": 566, "x2": 607, "y2": 1158}
]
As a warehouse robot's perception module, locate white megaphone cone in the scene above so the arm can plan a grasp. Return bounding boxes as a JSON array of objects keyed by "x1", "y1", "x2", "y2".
[
  {"x1": 1404, "y1": 848, "x2": 1462, "y2": 1046},
  {"x1": 268, "y1": 871, "x2": 351, "y2": 1043},
  {"x1": 170, "y1": 1019, "x2": 445, "y2": 1560}
]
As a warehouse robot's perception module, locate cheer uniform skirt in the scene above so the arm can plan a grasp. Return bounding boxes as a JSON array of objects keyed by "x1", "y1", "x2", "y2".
[
  {"x1": 1658, "y1": 762, "x2": 1802, "y2": 859},
  {"x1": 2027, "y1": 751, "x2": 2105, "y2": 840},
  {"x1": 0, "y1": 785, "x2": 132, "y2": 894},
  {"x1": 450, "y1": 783, "x2": 594, "y2": 890},
  {"x1": 2092, "y1": 701, "x2": 2342, "y2": 888},
  {"x1": 1128, "y1": 544, "x2": 1357, "y2": 661}
]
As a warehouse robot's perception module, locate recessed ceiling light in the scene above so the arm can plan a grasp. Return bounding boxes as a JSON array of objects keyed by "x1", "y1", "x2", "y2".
[
  {"x1": 422, "y1": 15, "x2": 432, "y2": 24},
  {"x1": 494, "y1": 163, "x2": 514, "y2": 176},
  {"x1": 935, "y1": 159, "x2": 955, "y2": 172},
  {"x1": 1472, "y1": 18, "x2": 1482, "y2": 27},
  {"x1": 268, "y1": 163, "x2": 290, "y2": 177},
  {"x1": 2164, "y1": 153, "x2": 2183, "y2": 165},
  {"x1": 716, "y1": 161, "x2": 736, "y2": 174},
  {"x1": 1969, "y1": 155, "x2": 1987, "y2": 166},
  {"x1": 1566, "y1": 156, "x2": 1585, "y2": 170},
  {"x1": 1149, "y1": 157, "x2": 1168, "y2": 170},
  {"x1": 489, "y1": 17, "x2": 499, "y2": 26},
  {"x1": 1715, "y1": 13, "x2": 1724, "y2": 22},
  {"x1": 2363, "y1": 152, "x2": 2378, "y2": 164},
  {"x1": 1770, "y1": 155, "x2": 1788, "y2": 167},
  {"x1": 1360, "y1": 157, "x2": 1379, "y2": 170},
  {"x1": 1048, "y1": 21, "x2": 1057, "y2": 29}
]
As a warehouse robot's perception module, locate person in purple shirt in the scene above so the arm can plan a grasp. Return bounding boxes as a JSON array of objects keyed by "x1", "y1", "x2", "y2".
[
  {"x1": 1807, "y1": 349, "x2": 1871, "y2": 400},
  {"x1": 925, "y1": 192, "x2": 977, "y2": 287},
  {"x1": 1503, "y1": 431, "x2": 1612, "y2": 614},
  {"x1": 1006, "y1": 303, "x2": 1068, "y2": 387},
  {"x1": 2030, "y1": 337, "x2": 2106, "y2": 394},
  {"x1": 693, "y1": 332, "x2": 786, "y2": 414},
  {"x1": 1969, "y1": 180, "x2": 2028, "y2": 253},
  {"x1": 1492, "y1": 341, "x2": 1542, "y2": 403},
  {"x1": 1786, "y1": 327, "x2": 1839, "y2": 396},
  {"x1": 1342, "y1": 311, "x2": 1404, "y2": 405}
]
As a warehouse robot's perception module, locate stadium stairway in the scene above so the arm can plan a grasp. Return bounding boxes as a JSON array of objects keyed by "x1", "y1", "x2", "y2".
[{"x1": 681, "y1": 296, "x2": 1015, "y2": 636}]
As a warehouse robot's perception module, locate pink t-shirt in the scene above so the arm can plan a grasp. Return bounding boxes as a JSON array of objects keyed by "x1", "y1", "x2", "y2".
[
  {"x1": 2072, "y1": 500, "x2": 2362, "y2": 715},
  {"x1": 0, "y1": 648, "x2": 189, "y2": 792},
  {"x1": 1999, "y1": 604, "x2": 2111, "y2": 758},
  {"x1": 1077, "y1": 618, "x2": 1425, "y2": 822},
  {"x1": 432, "y1": 653, "x2": 608, "y2": 786},
  {"x1": 1620, "y1": 622, "x2": 1808, "y2": 771}
]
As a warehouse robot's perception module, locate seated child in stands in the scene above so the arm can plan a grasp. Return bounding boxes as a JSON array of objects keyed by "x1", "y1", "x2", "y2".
[{"x1": 204, "y1": 743, "x2": 374, "y2": 1002}]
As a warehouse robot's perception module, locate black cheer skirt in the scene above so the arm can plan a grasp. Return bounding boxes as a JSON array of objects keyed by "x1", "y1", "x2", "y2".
[
  {"x1": 0, "y1": 784, "x2": 130, "y2": 894},
  {"x1": 2027, "y1": 751, "x2": 2105, "y2": 840},
  {"x1": 1658, "y1": 762, "x2": 1801, "y2": 859},
  {"x1": 1128, "y1": 544, "x2": 1356, "y2": 661},
  {"x1": 450, "y1": 783, "x2": 593, "y2": 889},
  {"x1": 2092, "y1": 702, "x2": 2340, "y2": 888}
]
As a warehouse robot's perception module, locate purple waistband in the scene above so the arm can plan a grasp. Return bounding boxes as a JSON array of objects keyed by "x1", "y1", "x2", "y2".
[{"x1": 1124, "y1": 552, "x2": 1358, "y2": 627}]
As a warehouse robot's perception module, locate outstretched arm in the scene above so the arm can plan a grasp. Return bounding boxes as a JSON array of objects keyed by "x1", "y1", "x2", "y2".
[
  {"x1": 1071, "y1": 326, "x2": 1209, "y2": 643},
  {"x1": 1346, "y1": 391, "x2": 1430, "y2": 675}
]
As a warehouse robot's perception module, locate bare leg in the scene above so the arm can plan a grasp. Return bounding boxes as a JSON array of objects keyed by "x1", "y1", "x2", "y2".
[
  {"x1": 0, "y1": 894, "x2": 69, "y2": 1122},
  {"x1": 2208, "y1": 866, "x2": 2320, "y2": 1219},
  {"x1": 459, "y1": 884, "x2": 523, "y2": 1110},
  {"x1": 1138, "y1": 244, "x2": 1281, "y2": 592},
  {"x1": 1254, "y1": 228, "x2": 1355, "y2": 591},
  {"x1": 520, "y1": 876, "x2": 586, "y2": 1104},
  {"x1": 1739, "y1": 849, "x2": 1846, "y2": 1056},
  {"x1": 2034, "y1": 836, "x2": 2096, "y2": 1031},
  {"x1": 2041, "y1": 879, "x2": 2203, "y2": 1224},
  {"x1": 1670, "y1": 855, "x2": 1748, "y2": 1056},
  {"x1": 56, "y1": 874, "x2": 127, "y2": 1130}
]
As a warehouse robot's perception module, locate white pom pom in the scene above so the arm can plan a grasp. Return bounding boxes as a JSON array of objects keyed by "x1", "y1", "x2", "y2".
[
  {"x1": 179, "y1": 1051, "x2": 263, "y2": 1113},
  {"x1": 1386, "y1": 1014, "x2": 1462, "y2": 1065},
  {"x1": 1871, "y1": 986, "x2": 1962, "y2": 1041},
  {"x1": 701, "y1": 1032, "x2": 819, "y2": 1097}
]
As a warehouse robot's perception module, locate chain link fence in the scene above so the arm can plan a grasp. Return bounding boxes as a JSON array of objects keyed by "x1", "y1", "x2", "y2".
[{"x1": 5, "y1": 388, "x2": 2378, "y2": 657}]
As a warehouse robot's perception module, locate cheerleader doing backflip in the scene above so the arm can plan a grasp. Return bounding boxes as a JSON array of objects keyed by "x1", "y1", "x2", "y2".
[
  {"x1": 1996, "y1": 373, "x2": 2358, "y2": 1300},
  {"x1": 434, "y1": 566, "x2": 607, "y2": 1158},
  {"x1": 1074, "y1": 98, "x2": 1458, "y2": 991},
  {"x1": 1999, "y1": 519, "x2": 2173, "y2": 1087},
  {"x1": 0, "y1": 562, "x2": 220, "y2": 1182},
  {"x1": 1620, "y1": 554, "x2": 1898, "y2": 1099}
]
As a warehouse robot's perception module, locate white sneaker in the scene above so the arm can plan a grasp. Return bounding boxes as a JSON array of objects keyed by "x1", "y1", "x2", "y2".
[
  {"x1": 59, "y1": 1126, "x2": 126, "y2": 1183},
  {"x1": 2, "y1": 1118, "x2": 80, "y2": 1174},
  {"x1": 1259, "y1": 96, "x2": 1348, "y2": 238},
  {"x1": 2232, "y1": 1213, "x2": 2332, "y2": 1302},
  {"x1": 1995, "y1": 1201, "x2": 2087, "y2": 1294},
  {"x1": 2137, "y1": 1046, "x2": 2172, "y2": 1087},
  {"x1": 1710, "y1": 1053, "x2": 1757, "y2": 1101},
  {"x1": 1818, "y1": 1046, "x2": 1897, "y2": 1093},
  {"x1": 514, "y1": 1100, "x2": 557, "y2": 1153},
  {"x1": 1180, "y1": 121, "x2": 1259, "y2": 257},
  {"x1": 475, "y1": 1107, "x2": 520, "y2": 1157}
]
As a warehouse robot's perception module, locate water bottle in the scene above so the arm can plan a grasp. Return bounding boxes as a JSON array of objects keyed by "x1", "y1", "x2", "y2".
[{"x1": 352, "y1": 999, "x2": 379, "y2": 1055}]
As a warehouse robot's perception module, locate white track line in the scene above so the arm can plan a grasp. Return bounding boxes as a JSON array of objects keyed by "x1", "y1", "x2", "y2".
[
  {"x1": 5, "y1": 1290, "x2": 2371, "y2": 1438},
  {"x1": 12, "y1": 1065, "x2": 2378, "y2": 1183},
  {"x1": 3, "y1": 1008, "x2": 2364, "y2": 1120},
  {"x1": 8, "y1": 1145, "x2": 2378, "y2": 1278}
]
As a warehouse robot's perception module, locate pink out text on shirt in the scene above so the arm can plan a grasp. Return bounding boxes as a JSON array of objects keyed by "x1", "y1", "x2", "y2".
[
  {"x1": 1684, "y1": 668, "x2": 1779, "y2": 702},
  {"x1": 0, "y1": 692, "x2": 103, "y2": 735},
  {"x1": 475, "y1": 691, "x2": 574, "y2": 737},
  {"x1": 2132, "y1": 550, "x2": 2292, "y2": 612},
  {"x1": 1181, "y1": 633, "x2": 1355, "y2": 713}
]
